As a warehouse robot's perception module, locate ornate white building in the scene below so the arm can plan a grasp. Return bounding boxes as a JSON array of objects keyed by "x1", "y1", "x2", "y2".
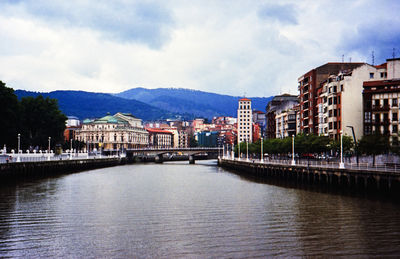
[{"x1": 75, "y1": 113, "x2": 148, "y2": 152}]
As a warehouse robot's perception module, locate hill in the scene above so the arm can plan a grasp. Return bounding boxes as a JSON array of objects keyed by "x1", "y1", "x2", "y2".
[
  {"x1": 14, "y1": 90, "x2": 185, "y2": 121},
  {"x1": 115, "y1": 88, "x2": 273, "y2": 118}
]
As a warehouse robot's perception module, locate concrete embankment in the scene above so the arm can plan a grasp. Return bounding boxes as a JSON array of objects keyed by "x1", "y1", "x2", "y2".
[
  {"x1": 218, "y1": 158, "x2": 400, "y2": 195},
  {"x1": 0, "y1": 158, "x2": 129, "y2": 182}
]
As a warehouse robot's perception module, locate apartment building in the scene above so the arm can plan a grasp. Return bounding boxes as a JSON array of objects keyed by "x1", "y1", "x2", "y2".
[
  {"x1": 265, "y1": 94, "x2": 298, "y2": 138},
  {"x1": 317, "y1": 64, "x2": 383, "y2": 140},
  {"x1": 275, "y1": 108, "x2": 297, "y2": 138},
  {"x1": 237, "y1": 98, "x2": 253, "y2": 143},
  {"x1": 298, "y1": 62, "x2": 364, "y2": 134},
  {"x1": 146, "y1": 128, "x2": 173, "y2": 148},
  {"x1": 363, "y1": 58, "x2": 400, "y2": 142}
]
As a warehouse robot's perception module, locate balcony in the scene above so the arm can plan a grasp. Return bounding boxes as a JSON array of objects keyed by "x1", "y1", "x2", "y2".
[
  {"x1": 372, "y1": 105, "x2": 390, "y2": 111},
  {"x1": 371, "y1": 119, "x2": 391, "y2": 125}
]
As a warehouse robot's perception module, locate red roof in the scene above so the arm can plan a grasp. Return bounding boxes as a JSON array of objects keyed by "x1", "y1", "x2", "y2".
[
  {"x1": 146, "y1": 128, "x2": 173, "y2": 134},
  {"x1": 239, "y1": 98, "x2": 251, "y2": 101},
  {"x1": 374, "y1": 63, "x2": 387, "y2": 69},
  {"x1": 363, "y1": 79, "x2": 400, "y2": 87}
]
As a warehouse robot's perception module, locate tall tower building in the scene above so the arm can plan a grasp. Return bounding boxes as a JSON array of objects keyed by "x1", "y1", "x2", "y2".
[{"x1": 237, "y1": 98, "x2": 253, "y2": 143}]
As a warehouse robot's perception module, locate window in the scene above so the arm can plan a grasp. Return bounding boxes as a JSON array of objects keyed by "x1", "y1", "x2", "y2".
[
  {"x1": 340, "y1": 85, "x2": 344, "y2": 91},
  {"x1": 333, "y1": 86, "x2": 337, "y2": 92},
  {"x1": 333, "y1": 97, "x2": 337, "y2": 104},
  {"x1": 334, "y1": 109, "x2": 337, "y2": 116},
  {"x1": 338, "y1": 96, "x2": 341, "y2": 104},
  {"x1": 394, "y1": 125, "x2": 398, "y2": 134},
  {"x1": 375, "y1": 99, "x2": 380, "y2": 106},
  {"x1": 329, "y1": 122, "x2": 333, "y2": 129},
  {"x1": 328, "y1": 98, "x2": 333, "y2": 105},
  {"x1": 393, "y1": 112, "x2": 398, "y2": 121},
  {"x1": 384, "y1": 99, "x2": 389, "y2": 106},
  {"x1": 370, "y1": 73, "x2": 374, "y2": 79},
  {"x1": 393, "y1": 98, "x2": 398, "y2": 107},
  {"x1": 328, "y1": 110, "x2": 332, "y2": 117}
]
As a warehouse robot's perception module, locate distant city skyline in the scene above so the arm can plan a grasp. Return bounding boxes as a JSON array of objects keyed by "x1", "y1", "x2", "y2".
[{"x1": 0, "y1": 0, "x2": 399, "y2": 97}]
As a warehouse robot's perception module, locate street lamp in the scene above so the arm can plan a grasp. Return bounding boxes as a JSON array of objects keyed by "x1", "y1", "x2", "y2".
[
  {"x1": 246, "y1": 137, "x2": 249, "y2": 162},
  {"x1": 261, "y1": 137, "x2": 264, "y2": 163},
  {"x1": 291, "y1": 135, "x2": 296, "y2": 165},
  {"x1": 339, "y1": 131, "x2": 345, "y2": 169},
  {"x1": 238, "y1": 141, "x2": 241, "y2": 160},
  {"x1": 70, "y1": 139, "x2": 73, "y2": 160},
  {"x1": 17, "y1": 133, "x2": 21, "y2": 162},
  {"x1": 48, "y1": 136, "x2": 51, "y2": 161}
]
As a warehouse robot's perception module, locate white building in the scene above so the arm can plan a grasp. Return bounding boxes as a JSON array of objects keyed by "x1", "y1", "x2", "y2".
[
  {"x1": 317, "y1": 64, "x2": 383, "y2": 140},
  {"x1": 237, "y1": 98, "x2": 253, "y2": 143}
]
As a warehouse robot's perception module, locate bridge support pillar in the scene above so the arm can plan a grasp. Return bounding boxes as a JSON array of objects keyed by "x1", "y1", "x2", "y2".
[
  {"x1": 155, "y1": 154, "x2": 164, "y2": 163},
  {"x1": 189, "y1": 155, "x2": 195, "y2": 164}
]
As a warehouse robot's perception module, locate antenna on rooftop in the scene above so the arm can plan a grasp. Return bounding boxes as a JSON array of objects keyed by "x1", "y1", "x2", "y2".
[
  {"x1": 372, "y1": 51, "x2": 375, "y2": 65},
  {"x1": 342, "y1": 54, "x2": 344, "y2": 63}
]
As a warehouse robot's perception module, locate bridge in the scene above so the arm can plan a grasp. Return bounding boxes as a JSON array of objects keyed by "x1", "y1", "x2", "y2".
[{"x1": 124, "y1": 147, "x2": 223, "y2": 163}]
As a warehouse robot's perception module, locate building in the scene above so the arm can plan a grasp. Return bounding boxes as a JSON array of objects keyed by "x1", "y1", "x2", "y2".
[
  {"x1": 275, "y1": 108, "x2": 297, "y2": 138},
  {"x1": 265, "y1": 94, "x2": 298, "y2": 138},
  {"x1": 146, "y1": 128, "x2": 173, "y2": 148},
  {"x1": 237, "y1": 98, "x2": 253, "y2": 143},
  {"x1": 298, "y1": 62, "x2": 364, "y2": 134},
  {"x1": 75, "y1": 113, "x2": 148, "y2": 152},
  {"x1": 197, "y1": 131, "x2": 219, "y2": 147},
  {"x1": 64, "y1": 116, "x2": 81, "y2": 142},
  {"x1": 316, "y1": 63, "x2": 383, "y2": 140},
  {"x1": 363, "y1": 58, "x2": 400, "y2": 142}
]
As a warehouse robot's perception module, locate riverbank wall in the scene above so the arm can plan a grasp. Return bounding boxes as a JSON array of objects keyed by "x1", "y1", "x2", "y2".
[
  {"x1": 218, "y1": 158, "x2": 400, "y2": 195},
  {"x1": 0, "y1": 158, "x2": 129, "y2": 182}
]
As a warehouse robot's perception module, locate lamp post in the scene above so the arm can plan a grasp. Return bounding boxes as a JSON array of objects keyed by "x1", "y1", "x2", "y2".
[
  {"x1": 17, "y1": 134, "x2": 21, "y2": 162},
  {"x1": 70, "y1": 139, "x2": 73, "y2": 160},
  {"x1": 339, "y1": 131, "x2": 345, "y2": 169},
  {"x1": 238, "y1": 141, "x2": 241, "y2": 160},
  {"x1": 48, "y1": 136, "x2": 51, "y2": 161},
  {"x1": 291, "y1": 134, "x2": 296, "y2": 165},
  {"x1": 231, "y1": 144, "x2": 234, "y2": 160},
  {"x1": 261, "y1": 137, "x2": 264, "y2": 163},
  {"x1": 246, "y1": 137, "x2": 249, "y2": 162}
]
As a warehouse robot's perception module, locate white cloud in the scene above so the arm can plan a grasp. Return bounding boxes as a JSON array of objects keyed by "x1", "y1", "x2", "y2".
[{"x1": 0, "y1": 0, "x2": 399, "y2": 97}]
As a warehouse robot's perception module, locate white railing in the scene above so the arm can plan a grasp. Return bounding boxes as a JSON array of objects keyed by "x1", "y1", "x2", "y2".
[
  {"x1": 0, "y1": 152, "x2": 121, "y2": 164},
  {"x1": 221, "y1": 157, "x2": 400, "y2": 173}
]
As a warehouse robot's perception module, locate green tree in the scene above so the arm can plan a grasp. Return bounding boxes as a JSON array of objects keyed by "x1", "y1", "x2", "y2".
[
  {"x1": 0, "y1": 81, "x2": 19, "y2": 150},
  {"x1": 329, "y1": 135, "x2": 354, "y2": 155},
  {"x1": 358, "y1": 133, "x2": 390, "y2": 165},
  {"x1": 189, "y1": 134, "x2": 198, "y2": 147},
  {"x1": 19, "y1": 95, "x2": 67, "y2": 149}
]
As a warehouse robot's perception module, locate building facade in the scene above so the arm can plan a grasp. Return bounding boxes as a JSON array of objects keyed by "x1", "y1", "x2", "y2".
[
  {"x1": 75, "y1": 113, "x2": 148, "y2": 151},
  {"x1": 237, "y1": 98, "x2": 253, "y2": 143},
  {"x1": 298, "y1": 62, "x2": 364, "y2": 134},
  {"x1": 275, "y1": 108, "x2": 297, "y2": 138},
  {"x1": 363, "y1": 58, "x2": 400, "y2": 142},
  {"x1": 266, "y1": 94, "x2": 298, "y2": 139},
  {"x1": 316, "y1": 64, "x2": 383, "y2": 140},
  {"x1": 146, "y1": 128, "x2": 173, "y2": 148}
]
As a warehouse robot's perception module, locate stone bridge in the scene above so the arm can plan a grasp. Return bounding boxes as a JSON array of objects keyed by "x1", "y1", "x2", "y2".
[{"x1": 125, "y1": 147, "x2": 222, "y2": 163}]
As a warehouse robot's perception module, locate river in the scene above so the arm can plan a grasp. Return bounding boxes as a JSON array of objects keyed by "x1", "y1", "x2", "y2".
[{"x1": 0, "y1": 160, "x2": 399, "y2": 258}]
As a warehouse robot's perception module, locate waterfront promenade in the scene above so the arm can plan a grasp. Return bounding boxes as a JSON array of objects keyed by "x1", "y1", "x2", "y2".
[{"x1": 218, "y1": 156, "x2": 400, "y2": 194}]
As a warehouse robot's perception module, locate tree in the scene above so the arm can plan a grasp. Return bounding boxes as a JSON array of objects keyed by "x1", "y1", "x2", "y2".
[
  {"x1": 19, "y1": 96, "x2": 67, "y2": 150},
  {"x1": 358, "y1": 133, "x2": 390, "y2": 166},
  {"x1": 189, "y1": 134, "x2": 198, "y2": 147},
  {"x1": 329, "y1": 135, "x2": 354, "y2": 155},
  {"x1": 0, "y1": 81, "x2": 20, "y2": 150}
]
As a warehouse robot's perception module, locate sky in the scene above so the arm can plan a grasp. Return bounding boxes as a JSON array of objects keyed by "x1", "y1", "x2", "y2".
[{"x1": 0, "y1": 0, "x2": 399, "y2": 97}]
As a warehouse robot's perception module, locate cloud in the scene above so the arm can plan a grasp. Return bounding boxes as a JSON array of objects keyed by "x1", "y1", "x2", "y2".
[
  {"x1": 0, "y1": 0, "x2": 399, "y2": 97},
  {"x1": 0, "y1": 0, "x2": 174, "y2": 49},
  {"x1": 258, "y1": 3, "x2": 297, "y2": 25}
]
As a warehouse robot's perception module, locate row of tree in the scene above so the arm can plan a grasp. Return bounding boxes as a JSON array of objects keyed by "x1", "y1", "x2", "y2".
[
  {"x1": 0, "y1": 81, "x2": 67, "y2": 151},
  {"x1": 234, "y1": 133, "x2": 394, "y2": 163}
]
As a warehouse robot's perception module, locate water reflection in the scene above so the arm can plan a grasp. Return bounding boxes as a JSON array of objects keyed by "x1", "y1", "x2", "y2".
[{"x1": 0, "y1": 161, "x2": 399, "y2": 257}]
